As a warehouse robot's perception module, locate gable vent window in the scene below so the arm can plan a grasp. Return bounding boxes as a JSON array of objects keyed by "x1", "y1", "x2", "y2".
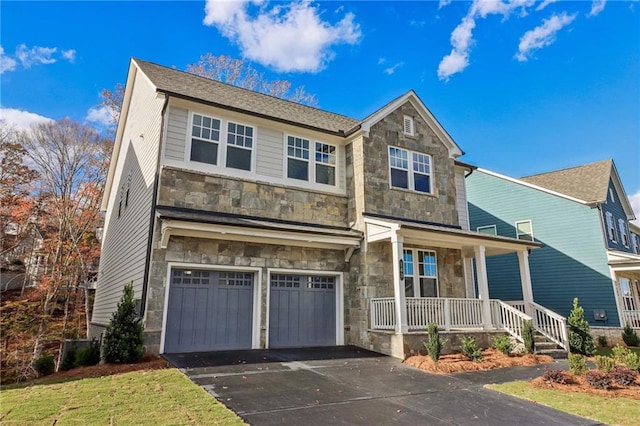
[
  {"x1": 619, "y1": 218, "x2": 630, "y2": 247},
  {"x1": 226, "y1": 122, "x2": 253, "y2": 171},
  {"x1": 605, "y1": 212, "x2": 617, "y2": 243},
  {"x1": 403, "y1": 115, "x2": 415, "y2": 136},
  {"x1": 190, "y1": 113, "x2": 221, "y2": 165},
  {"x1": 515, "y1": 220, "x2": 534, "y2": 241}
]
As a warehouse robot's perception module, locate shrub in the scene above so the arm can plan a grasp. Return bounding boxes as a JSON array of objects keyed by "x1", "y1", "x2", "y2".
[
  {"x1": 594, "y1": 355, "x2": 615, "y2": 373},
  {"x1": 621, "y1": 325, "x2": 639, "y2": 347},
  {"x1": 542, "y1": 368, "x2": 572, "y2": 385},
  {"x1": 101, "y1": 283, "x2": 144, "y2": 364},
  {"x1": 493, "y1": 335, "x2": 514, "y2": 355},
  {"x1": 610, "y1": 366, "x2": 638, "y2": 386},
  {"x1": 596, "y1": 335, "x2": 608, "y2": 348},
  {"x1": 60, "y1": 345, "x2": 78, "y2": 371},
  {"x1": 522, "y1": 320, "x2": 535, "y2": 354},
  {"x1": 567, "y1": 298, "x2": 595, "y2": 355},
  {"x1": 34, "y1": 355, "x2": 55, "y2": 376},
  {"x1": 612, "y1": 344, "x2": 631, "y2": 363},
  {"x1": 75, "y1": 339, "x2": 101, "y2": 367},
  {"x1": 586, "y1": 371, "x2": 613, "y2": 390},
  {"x1": 568, "y1": 353, "x2": 588, "y2": 376},
  {"x1": 423, "y1": 323, "x2": 444, "y2": 362},
  {"x1": 461, "y1": 336, "x2": 483, "y2": 361},
  {"x1": 623, "y1": 352, "x2": 640, "y2": 372}
]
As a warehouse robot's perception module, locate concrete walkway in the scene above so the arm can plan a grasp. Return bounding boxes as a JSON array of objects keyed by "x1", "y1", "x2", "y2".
[{"x1": 164, "y1": 346, "x2": 599, "y2": 426}]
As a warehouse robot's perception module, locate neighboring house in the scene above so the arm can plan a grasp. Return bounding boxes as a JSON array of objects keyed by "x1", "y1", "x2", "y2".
[
  {"x1": 467, "y1": 160, "x2": 640, "y2": 340},
  {"x1": 92, "y1": 59, "x2": 565, "y2": 359},
  {"x1": 0, "y1": 223, "x2": 46, "y2": 291}
]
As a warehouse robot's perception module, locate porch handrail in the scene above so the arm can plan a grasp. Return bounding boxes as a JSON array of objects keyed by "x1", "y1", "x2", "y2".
[
  {"x1": 504, "y1": 301, "x2": 526, "y2": 313},
  {"x1": 370, "y1": 298, "x2": 396, "y2": 330},
  {"x1": 530, "y1": 301, "x2": 569, "y2": 351},
  {"x1": 491, "y1": 300, "x2": 532, "y2": 343}
]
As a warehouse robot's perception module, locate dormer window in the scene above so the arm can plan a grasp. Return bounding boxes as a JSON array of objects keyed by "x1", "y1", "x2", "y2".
[{"x1": 403, "y1": 115, "x2": 415, "y2": 136}]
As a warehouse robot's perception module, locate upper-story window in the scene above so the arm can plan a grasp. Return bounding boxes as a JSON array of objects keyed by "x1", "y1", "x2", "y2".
[
  {"x1": 609, "y1": 188, "x2": 615, "y2": 202},
  {"x1": 315, "y1": 142, "x2": 336, "y2": 185},
  {"x1": 286, "y1": 136, "x2": 337, "y2": 186},
  {"x1": 477, "y1": 225, "x2": 497, "y2": 236},
  {"x1": 389, "y1": 147, "x2": 432, "y2": 194},
  {"x1": 618, "y1": 218, "x2": 630, "y2": 247},
  {"x1": 287, "y1": 136, "x2": 310, "y2": 181},
  {"x1": 226, "y1": 122, "x2": 253, "y2": 171},
  {"x1": 191, "y1": 113, "x2": 221, "y2": 165},
  {"x1": 515, "y1": 220, "x2": 534, "y2": 241},
  {"x1": 605, "y1": 212, "x2": 617, "y2": 243},
  {"x1": 403, "y1": 115, "x2": 415, "y2": 136},
  {"x1": 632, "y1": 233, "x2": 639, "y2": 254}
]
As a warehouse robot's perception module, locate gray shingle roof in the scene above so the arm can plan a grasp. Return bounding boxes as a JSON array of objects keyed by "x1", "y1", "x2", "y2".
[
  {"x1": 520, "y1": 159, "x2": 613, "y2": 203},
  {"x1": 134, "y1": 59, "x2": 360, "y2": 135}
]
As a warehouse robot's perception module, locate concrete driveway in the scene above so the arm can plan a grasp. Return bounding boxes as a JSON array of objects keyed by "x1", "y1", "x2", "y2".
[{"x1": 164, "y1": 346, "x2": 599, "y2": 426}]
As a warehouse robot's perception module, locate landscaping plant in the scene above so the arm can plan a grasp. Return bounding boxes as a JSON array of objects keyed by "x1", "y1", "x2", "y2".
[
  {"x1": 610, "y1": 366, "x2": 638, "y2": 386},
  {"x1": 75, "y1": 339, "x2": 101, "y2": 367},
  {"x1": 621, "y1": 324, "x2": 639, "y2": 347},
  {"x1": 423, "y1": 322, "x2": 444, "y2": 361},
  {"x1": 594, "y1": 355, "x2": 615, "y2": 373},
  {"x1": 33, "y1": 354, "x2": 55, "y2": 376},
  {"x1": 568, "y1": 353, "x2": 588, "y2": 376},
  {"x1": 585, "y1": 371, "x2": 613, "y2": 390},
  {"x1": 567, "y1": 298, "x2": 595, "y2": 355},
  {"x1": 493, "y1": 335, "x2": 514, "y2": 355},
  {"x1": 60, "y1": 345, "x2": 78, "y2": 371},
  {"x1": 611, "y1": 344, "x2": 630, "y2": 363},
  {"x1": 542, "y1": 368, "x2": 572, "y2": 385},
  {"x1": 596, "y1": 335, "x2": 608, "y2": 348},
  {"x1": 101, "y1": 283, "x2": 144, "y2": 363},
  {"x1": 522, "y1": 320, "x2": 535, "y2": 354},
  {"x1": 460, "y1": 336, "x2": 483, "y2": 361},
  {"x1": 623, "y1": 352, "x2": 640, "y2": 372}
]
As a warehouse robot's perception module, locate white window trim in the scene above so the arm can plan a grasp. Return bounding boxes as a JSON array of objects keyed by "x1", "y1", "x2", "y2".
[
  {"x1": 515, "y1": 220, "x2": 534, "y2": 241},
  {"x1": 388, "y1": 146, "x2": 433, "y2": 194},
  {"x1": 618, "y1": 218, "x2": 630, "y2": 247},
  {"x1": 265, "y1": 268, "x2": 344, "y2": 348},
  {"x1": 160, "y1": 263, "x2": 263, "y2": 354},
  {"x1": 632, "y1": 233, "x2": 639, "y2": 254},
  {"x1": 605, "y1": 212, "x2": 617, "y2": 243},
  {"x1": 283, "y1": 134, "x2": 338, "y2": 187},
  {"x1": 185, "y1": 111, "x2": 257, "y2": 173},
  {"x1": 477, "y1": 225, "x2": 497, "y2": 236},
  {"x1": 403, "y1": 115, "x2": 415, "y2": 136},
  {"x1": 403, "y1": 248, "x2": 438, "y2": 298}
]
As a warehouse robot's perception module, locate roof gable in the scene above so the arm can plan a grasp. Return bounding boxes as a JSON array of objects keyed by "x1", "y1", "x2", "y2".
[
  {"x1": 355, "y1": 90, "x2": 463, "y2": 158},
  {"x1": 133, "y1": 59, "x2": 359, "y2": 135}
]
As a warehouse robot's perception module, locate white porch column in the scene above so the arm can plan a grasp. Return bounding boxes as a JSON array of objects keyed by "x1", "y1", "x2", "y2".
[
  {"x1": 474, "y1": 245, "x2": 493, "y2": 330},
  {"x1": 517, "y1": 250, "x2": 535, "y2": 318},
  {"x1": 391, "y1": 233, "x2": 408, "y2": 333},
  {"x1": 462, "y1": 256, "x2": 476, "y2": 298}
]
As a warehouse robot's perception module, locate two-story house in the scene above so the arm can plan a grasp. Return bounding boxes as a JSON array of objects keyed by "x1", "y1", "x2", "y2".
[
  {"x1": 92, "y1": 59, "x2": 565, "y2": 359},
  {"x1": 467, "y1": 160, "x2": 640, "y2": 343}
]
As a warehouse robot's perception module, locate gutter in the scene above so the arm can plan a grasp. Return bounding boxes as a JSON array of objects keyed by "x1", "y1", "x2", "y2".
[{"x1": 140, "y1": 94, "x2": 169, "y2": 317}]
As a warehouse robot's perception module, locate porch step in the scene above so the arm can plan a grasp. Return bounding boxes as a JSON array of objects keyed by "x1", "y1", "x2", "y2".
[
  {"x1": 535, "y1": 348, "x2": 568, "y2": 359},
  {"x1": 533, "y1": 331, "x2": 568, "y2": 359}
]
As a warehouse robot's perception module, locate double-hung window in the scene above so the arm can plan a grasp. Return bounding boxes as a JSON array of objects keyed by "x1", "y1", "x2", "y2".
[
  {"x1": 315, "y1": 142, "x2": 336, "y2": 185},
  {"x1": 632, "y1": 233, "x2": 640, "y2": 254},
  {"x1": 389, "y1": 147, "x2": 432, "y2": 194},
  {"x1": 287, "y1": 136, "x2": 310, "y2": 181},
  {"x1": 403, "y1": 249, "x2": 438, "y2": 297},
  {"x1": 515, "y1": 220, "x2": 534, "y2": 241},
  {"x1": 226, "y1": 122, "x2": 253, "y2": 171},
  {"x1": 191, "y1": 113, "x2": 221, "y2": 165},
  {"x1": 605, "y1": 212, "x2": 617, "y2": 242},
  {"x1": 286, "y1": 136, "x2": 338, "y2": 186},
  {"x1": 618, "y1": 218, "x2": 630, "y2": 247}
]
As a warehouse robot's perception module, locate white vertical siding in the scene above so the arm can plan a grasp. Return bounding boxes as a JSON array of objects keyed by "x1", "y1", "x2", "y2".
[
  {"x1": 455, "y1": 167, "x2": 470, "y2": 230},
  {"x1": 164, "y1": 106, "x2": 187, "y2": 161},
  {"x1": 256, "y1": 127, "x2": 284, "y2": 178},
  {"x1": 92, "y1": 69, "x2": 164, "y2": 326}
]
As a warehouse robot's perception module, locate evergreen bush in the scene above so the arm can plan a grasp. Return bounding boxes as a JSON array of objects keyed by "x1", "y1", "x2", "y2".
[
  {"x1": 75, "y1": 339, "x2": 101, "y2": 367},
  {"x1": 594, "y1": 355, "x2": 615, "y2": 373},
  {"x1": 621, "y1": 324, "x2": 639, "y2": 347},
  {"x1": 611, "y1": 344, "x2": 630, "y2": 363},
  {"x1": 460, "y1": 336, "x2": 483, "y2": 361},
  {"x1": 493, "y1": 335, "x2": 514, "y2": 355},
  {"x1": 60, "y1": 345, "x2": 77, "y2": 371},
  {"x1": 101, "y1": 283, "x2": 144, "y2": 364},
  {"x1": 522, "y1": 320, "x2": 535, "y2": 354},
  {"x1": 34, "y1": 355, "x2": 55, "y2": 376},
  {"x1": 423, "y1": 323, "x2": 444, "y2": 362},
  {"x1": 567, "y1": 298, "x2": 595, "y2": 355},
  {"x1": 623, "y1": 352, "x2": 640, "y2": 372},
  {"x1": 596, "y1": 335, "x2": 608, "y2": 348},
  {"x1": 568, "y1": 353, "x2": 588, "y2": 376}
]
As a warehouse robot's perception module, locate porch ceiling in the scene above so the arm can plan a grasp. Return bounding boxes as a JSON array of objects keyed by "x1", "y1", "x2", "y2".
[{"x1": 363, "y1": 214, "x2": 541, "y2": 256}]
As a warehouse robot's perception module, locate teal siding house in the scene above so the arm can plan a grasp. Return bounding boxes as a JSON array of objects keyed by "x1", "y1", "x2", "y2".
[{"x1": 467, "y1": 160, "x2": 640, "y2": 332}]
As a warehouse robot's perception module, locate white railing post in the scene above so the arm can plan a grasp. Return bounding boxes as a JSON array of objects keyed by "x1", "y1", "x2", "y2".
[{"x1": 443, "y1": 298, "x2": 451, "y2": 331}]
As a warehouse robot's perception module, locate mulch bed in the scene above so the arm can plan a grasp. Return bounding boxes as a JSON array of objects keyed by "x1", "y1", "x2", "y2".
[
  {"x1": 530, "y1": 374, "x2": 640, "y2": 400},
  {"x1": 39, "y1": 354, "x2": 171, "y2": 382},
  {"x1": 404, "y1": 348, "x2": 554, "y2": 374}
]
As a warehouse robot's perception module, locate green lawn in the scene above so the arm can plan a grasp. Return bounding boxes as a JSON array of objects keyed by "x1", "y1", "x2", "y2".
[
  {"x1": 0, "y1": 369, "x2": 244, "y2": 425},
  {"x1": 595, "y1": 346, "x2": 640, "y2": 357},
  {"x1": 488, "y1": 381, "x2": 640, "y2": 426}
]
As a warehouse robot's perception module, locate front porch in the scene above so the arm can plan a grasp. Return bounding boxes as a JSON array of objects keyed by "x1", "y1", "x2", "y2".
[
  {"x1": 609, "y1": 251, "x2": 640, "y2": 329},
  {"x1": 362, "y1": 214, "x2": 568, "y2": 358}
]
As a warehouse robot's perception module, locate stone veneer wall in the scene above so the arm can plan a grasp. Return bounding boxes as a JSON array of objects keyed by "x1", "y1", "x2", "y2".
[
  {"x1": 159, "y1": 167, "x2": 349, "y2": 228},
  {"x1": 143, "y1": 229, "x2": 347, "y2": 354},
  {"x1": 362, "y1": 102, "x2": 459, "y2": 224}
]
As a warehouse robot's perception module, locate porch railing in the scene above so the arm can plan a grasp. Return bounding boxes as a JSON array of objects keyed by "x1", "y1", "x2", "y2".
[
  {"x1": 530, "y1": 301, "x2": 569, "y2": 350},
  {"x1": 490, "y1": 300, "x2": 532, "y2": 343},
  {"x1": 621, "y1": 310, "x2": 640, "y2": 329}
]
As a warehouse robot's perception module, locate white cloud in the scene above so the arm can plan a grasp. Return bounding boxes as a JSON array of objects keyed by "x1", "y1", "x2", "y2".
[
  {"x1": 384, "y1": 62, "x2": 404, "y2": 75},
  {"x1": 439, "y1": 0, "x2": 453, "y2": 9},
  {"x1": 61, "y1": 49, "x2": 76, "y2": 63},
  {"x1": 589, "y1": 0, "x2": 606, "y2": 17},
  {"x1": 515, "y1": 12, "x2": 577, "y2": 62},
  {"x1": 0, "y1": 46, "x2": 17, "y2": 74},
  {"x1": 15, "y1": 44, "x2": 57, "y2": 67},
  {"x1": 0, "y1": 107, "x2": 53, "y2": 131},
  {"x1": 203, "y1": 0, "x2": 361, "y2": 73},
  {"x1": 630, "y1": 190, "x2": 640, "y2": 226},
  {"x1": 377, "y1": 57, "x2": 386, "y2": 65},
  {"x1": 86, "y1": 106, "x2": 116, "y2": 127},
  {"x1": 536, "y1": 0, "x2": 558, "y2": 11}
]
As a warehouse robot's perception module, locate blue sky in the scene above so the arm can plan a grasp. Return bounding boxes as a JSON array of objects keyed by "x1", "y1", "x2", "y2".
[{"x1": 1, "y1": 0, "x2": 639, "y2": 216}]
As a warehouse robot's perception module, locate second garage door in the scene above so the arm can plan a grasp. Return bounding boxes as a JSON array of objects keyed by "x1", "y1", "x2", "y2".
[{"x1": 269, "y1": 274, "x2": 337, "y2": 348}]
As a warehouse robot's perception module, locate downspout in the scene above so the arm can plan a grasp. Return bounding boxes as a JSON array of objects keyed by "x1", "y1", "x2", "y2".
[{"x1": 140, "y1": 94, "x2": 169, "y2": 317}]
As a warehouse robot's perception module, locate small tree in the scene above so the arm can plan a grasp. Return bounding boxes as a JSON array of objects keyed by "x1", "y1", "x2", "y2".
[
  {"x1": 567, "y1": 298, "x2": 595, "y2": 355},
  {"x1": 101, "y1": 283, "x2": 144, "y2": 363},
  {"x1": 621, "y1": 324, "x2": 639, "y2": 347},
  {"x1": 522, "y1": 320, "x2": 535, "y2": 354},
  {"x1": 423, "y1": 323, "x2": 444, "y2": 361}
]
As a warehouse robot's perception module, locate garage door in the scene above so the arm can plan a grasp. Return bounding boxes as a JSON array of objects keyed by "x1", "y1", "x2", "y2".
[
  {"x1": 269, "y1": 274, "x2": 336, "y2": 348},
  {"x1": 164, "y1": 269, "x2": 254, "y2": 353}
]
